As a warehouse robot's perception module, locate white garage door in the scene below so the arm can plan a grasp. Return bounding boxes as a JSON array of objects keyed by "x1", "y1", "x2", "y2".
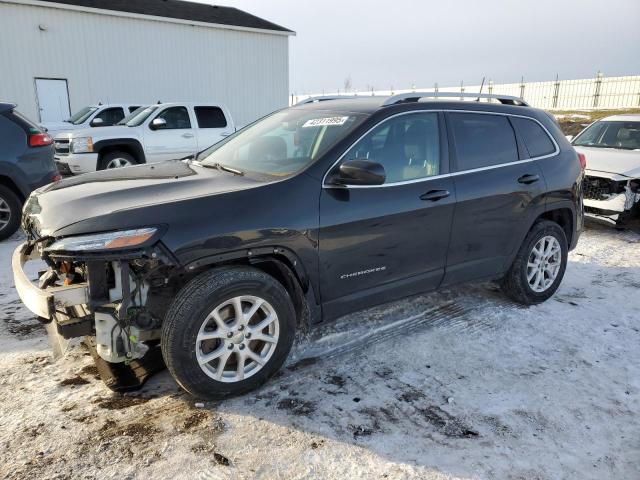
[{"x1": 35, "y1": 78, "x2": 71, "y2": 123}]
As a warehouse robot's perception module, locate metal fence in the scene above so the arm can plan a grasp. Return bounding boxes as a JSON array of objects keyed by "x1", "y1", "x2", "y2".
[{"x1": 292, "y1": 73, "x2": 640, "y2": 110}]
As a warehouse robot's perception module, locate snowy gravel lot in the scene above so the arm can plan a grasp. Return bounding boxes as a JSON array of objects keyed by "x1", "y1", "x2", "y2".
[{"x1": 1, "y1": 223, "x2": 639, "y2": 480}]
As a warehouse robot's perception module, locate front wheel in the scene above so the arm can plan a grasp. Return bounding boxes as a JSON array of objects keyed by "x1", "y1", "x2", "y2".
[
  {"x1": 501, "y1": 220, "x2": 568, "y2": 305},
  {"x1": 161, "y1": 267, "x2": 296, "y2": 399},
  {"x1": 98, "y1": 151, "x2": 136, "y2": 170}
]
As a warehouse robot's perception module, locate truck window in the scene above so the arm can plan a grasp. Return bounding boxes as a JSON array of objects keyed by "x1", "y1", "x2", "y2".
[
  {"x1": 155, "y1": 107, "x2": 192, "y2": 130},
  {"x1": 94, "y1": 108, "x2": 125, "y2": 126},
  {"x1": 195, "y1": 107, "x2": 228, "y2": 128}
]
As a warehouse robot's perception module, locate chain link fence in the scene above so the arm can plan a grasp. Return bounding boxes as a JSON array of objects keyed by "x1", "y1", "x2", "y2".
[{"x1": 292, "y1": 73, "x2": 640, "y2": 110}]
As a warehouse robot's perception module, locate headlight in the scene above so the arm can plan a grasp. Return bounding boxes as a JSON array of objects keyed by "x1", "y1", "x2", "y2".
[
  {"x1": 71, "y1": 137, "x2": 93, "y2": 153},
  {"x1": 45, "y1": 228, "x2": 158, "y2": 252}
]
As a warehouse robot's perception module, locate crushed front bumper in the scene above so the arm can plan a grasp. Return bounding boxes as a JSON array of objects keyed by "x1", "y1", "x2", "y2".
[{"x1": 12, "y1": 242, "x2": 89, "y2": 319}]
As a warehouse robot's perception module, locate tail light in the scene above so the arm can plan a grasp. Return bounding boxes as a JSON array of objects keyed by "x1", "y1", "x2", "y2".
[
  {"x1": 578, "y1": 153, "x2": 587, "y2": 170},
  {"x1": 52, "y1": 174, "x2": 62, "y2": 182},
  {"x1": 29, "y1": 132, "x2": 53, "y2": 147}
]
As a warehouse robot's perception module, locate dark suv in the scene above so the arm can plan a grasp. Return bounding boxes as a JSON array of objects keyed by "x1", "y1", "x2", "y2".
[
  {"x1": 0, "y1": 103, "x2": 59, "y2": 240},
  {"x1": 13, "y1": 93, "x2": 583, "y2": 399}
]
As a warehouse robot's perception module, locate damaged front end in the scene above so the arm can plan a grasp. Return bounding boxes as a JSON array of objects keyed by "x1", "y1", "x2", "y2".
[
  {"x1": 12, "y1": 227, "x2": 179, "y2": 391},
  {"x1": 581, "y1": 175, "x2": 640, "y2": 226}
]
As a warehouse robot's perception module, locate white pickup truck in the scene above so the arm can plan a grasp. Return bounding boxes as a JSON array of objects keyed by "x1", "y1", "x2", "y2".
[
  {"x1": 53, "y1": 102, "x2": 235, "y2": 174},
  {"x1": 41, "y1": 103, "x2": 143, "y2": 137}
]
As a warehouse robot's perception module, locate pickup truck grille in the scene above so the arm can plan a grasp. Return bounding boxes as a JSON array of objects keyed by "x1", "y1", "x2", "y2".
[
  {"x1": 582, "y1": 176, "x2": 623, "y2": 201},
  {"x1": 54, "y1": 138, "x2": 70, "y2": 155}
]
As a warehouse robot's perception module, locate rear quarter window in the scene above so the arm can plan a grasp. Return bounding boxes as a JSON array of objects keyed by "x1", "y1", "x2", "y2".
[
  {"x1": 5, "y1": 109, "x2": 42, "y2": 135},
  {"x1": 511, "y1": 117, "x2": 556, "y2": 157},
  {"x1": 195, "y1": 107, "x2": 228, "y2": 128},
  {"x1": 449, "y1": 113, "x2": 519, "y2": 171}
]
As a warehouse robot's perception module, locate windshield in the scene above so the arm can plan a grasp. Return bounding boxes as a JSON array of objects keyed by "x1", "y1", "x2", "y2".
[
  {"x1": 67, "y1": 106, "x2": 98, "y2": 125},
  {"x1": 199, "y1": 109, "x2": 368, "y2": 177},
  {"x1": 120, "y1": 106, "x2": 158, "y2": 127},
  {"x1": 574, "y1": 121, "x2": 640, "y2": 150}
]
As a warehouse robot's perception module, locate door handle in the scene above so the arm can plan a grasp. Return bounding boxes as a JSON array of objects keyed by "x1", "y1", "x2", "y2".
[
  {"x1": 182, "y1": 133, "x2": 194, "y2": 138},
  {"x1": 220, "y1": 132, "x2": 231, "y2": 137},
  {"x1": 420, "y1": 189, "x2": 450, "y2": 201},
  {"x1": 517, "y1": 174, "x2": 540, "y2": 184}
]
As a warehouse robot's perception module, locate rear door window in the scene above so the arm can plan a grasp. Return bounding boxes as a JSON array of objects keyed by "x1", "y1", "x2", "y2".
[
  {"x1": 195, "y1": 107, "x2": 228, "y2": 128},
  {"x1": 511, "y1": 117, "x2": 556, "y2": 157},
  {"x1": 449, "y1": 113, "x2": 519, "y2": 171}
]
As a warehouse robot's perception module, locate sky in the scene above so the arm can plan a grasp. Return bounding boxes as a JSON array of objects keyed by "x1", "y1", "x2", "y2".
[{"x1": 201, "y1": 0, "x2": 640, "y2": 94}]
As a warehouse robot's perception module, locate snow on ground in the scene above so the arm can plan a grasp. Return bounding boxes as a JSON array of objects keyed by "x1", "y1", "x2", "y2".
[{"x1": 1, "y1": 224, "x2": 639, "y2": 480}]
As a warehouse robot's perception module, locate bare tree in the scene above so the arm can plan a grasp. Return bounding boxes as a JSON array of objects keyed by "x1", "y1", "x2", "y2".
[{"x1": 343, "y1": 76, "x2": 353, "y2": 93}]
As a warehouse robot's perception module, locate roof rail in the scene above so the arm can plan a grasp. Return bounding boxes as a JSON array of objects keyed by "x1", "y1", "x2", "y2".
[
  {"x1": 382, "y1": 92, "x2": 529, "y2": 107},
  {"x1": 296, "y1": 95, "x2": 360, "y2": 105}
]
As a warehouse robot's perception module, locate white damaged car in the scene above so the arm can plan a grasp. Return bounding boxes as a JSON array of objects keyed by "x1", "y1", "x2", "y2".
[{"x1": 573, "y1": 114, "x2": 640, "y2": 226}]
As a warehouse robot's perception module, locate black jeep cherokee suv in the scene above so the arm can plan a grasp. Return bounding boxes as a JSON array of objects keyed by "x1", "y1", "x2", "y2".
[{"x1": 13, "y1": 93, "x2": 583, "y2": 399}]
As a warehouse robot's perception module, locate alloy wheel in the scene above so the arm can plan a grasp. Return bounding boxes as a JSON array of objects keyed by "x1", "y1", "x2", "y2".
[
  {"x1": 527, "y1": 236, "x2": 562, "y2": 293},
  {"x1": 0, "y1": 197, "x2": 11, "y2": 230},
  {"x1": 195, "y1": 295, "x2": 280, "y2": 383},
  {"x1": 106, "y1": 157, "x2": 133, "y2": 169}
]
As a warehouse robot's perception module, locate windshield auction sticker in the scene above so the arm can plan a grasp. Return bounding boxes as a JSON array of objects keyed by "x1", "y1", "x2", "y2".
[{"x1": 303, "y1": 116, "x2": 350, "y2": 128}]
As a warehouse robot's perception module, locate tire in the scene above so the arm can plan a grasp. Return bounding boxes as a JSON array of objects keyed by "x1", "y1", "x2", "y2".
[
  {"x1": 500, "y1": 220, "x2": 568, "y2": 305},
  {"x1": 98, "y1": 151, "x2": 137, "y2": 170},
  {"x1": 161, "y1": 266, "x2": 296, "y2": 399},
  {"x1": 0, "y1": 185, "x2": 22, "y2": 241}
]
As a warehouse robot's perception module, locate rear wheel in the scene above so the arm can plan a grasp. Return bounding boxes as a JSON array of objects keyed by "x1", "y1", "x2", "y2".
[
  {"x1": 0, "y1": 185, "x2": 22, "y2": 240},
  {"x1": 161, "y1": 267, "x2": 296, "y2": 399},
  {"x1": 98, "y1": 151, "x2": 136, "y2": 170},
  {"x1": 501, "y1": 220, "x2": 568, "y2": 305}
]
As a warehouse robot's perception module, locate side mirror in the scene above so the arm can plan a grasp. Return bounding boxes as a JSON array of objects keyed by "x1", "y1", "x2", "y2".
[
  {"x1": 331, "y1": 159, "x2": 386, "y2": 186},
  {"x1": 151, "y1": 118, "x2": 167, "y2": 130},
  {"x1": 90, "y1": 117, "x2": 104, "y2": 127},
  {"x1": 565, "y1": 135, "x2": 574, "y2": 142}
]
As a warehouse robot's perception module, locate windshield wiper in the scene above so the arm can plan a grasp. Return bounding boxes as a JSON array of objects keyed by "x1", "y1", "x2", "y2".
[
  {"x1": 201, "y1": 163, "x2": 244, "y2": 176},
  {"x1": 215, "y1": 163, "x2": 244, "y2": 176}
]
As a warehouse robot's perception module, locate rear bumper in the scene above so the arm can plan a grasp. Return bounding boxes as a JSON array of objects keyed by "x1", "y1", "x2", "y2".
[
  {"x1": 54, "y1": 153, "x2": 99, "y2": 175},
  {"x1": 12, "y1": 242, "x2": 89, "y2": 319}
]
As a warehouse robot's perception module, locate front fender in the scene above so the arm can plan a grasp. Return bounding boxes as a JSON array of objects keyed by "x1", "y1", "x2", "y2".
[{"x1": 93, "y1": 138, "x2": 146, "y2": 163}]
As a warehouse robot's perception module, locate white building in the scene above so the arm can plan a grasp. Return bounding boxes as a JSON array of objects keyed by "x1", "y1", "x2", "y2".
[{"x1": 0, "y1": 0, "x2": 293, "y2": 127}]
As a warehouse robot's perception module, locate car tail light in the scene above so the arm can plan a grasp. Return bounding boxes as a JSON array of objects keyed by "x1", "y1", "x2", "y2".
[
  {"x1": 29, "y1": 132, "x2": 53, "y2": 147},
  {"x1": 578, "y1": 153, "x2": 587, "y2": 170},
  {"x1": 52, "y1": 174, "x2": 62, "y2": 182}
]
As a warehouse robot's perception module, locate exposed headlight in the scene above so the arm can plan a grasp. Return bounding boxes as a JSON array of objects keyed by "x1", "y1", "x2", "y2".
[
  {"x1": 45, "y1": 228, "x2": 158, "y2": 252},
  {"x1": 71, "y1": 137, "x2": 93, "y2": 153}
]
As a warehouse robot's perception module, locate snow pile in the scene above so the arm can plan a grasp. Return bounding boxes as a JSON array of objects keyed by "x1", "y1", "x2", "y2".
[{"x1": 1, "y1": 225, "x2": 639, "y2": 479}]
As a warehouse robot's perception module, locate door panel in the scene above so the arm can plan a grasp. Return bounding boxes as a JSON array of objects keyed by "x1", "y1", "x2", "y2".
[
  {"x1": 443, "y1": 162, "x2": 546, "y2": 284},
  {"x1": 318, "y1": 111, "x2": 455, "y2": 319},
  {"x1": 319, "y1": 179, "x2": 455, "y2": 311},
  {"x1": 35, "y1": 78, "x2": 70, "y2": 123},
  {"x1": 143, "y1": 106, "x2": 197, "y2": 162},
  {"x1": 194, "y1": 106, "x2": 232, "y2": 150},
  {"x1": 443, "y1": 111, "x2": 546, "y2": 285}
]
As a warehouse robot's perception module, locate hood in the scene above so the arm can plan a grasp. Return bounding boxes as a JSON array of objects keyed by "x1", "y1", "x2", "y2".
[
  {"x1": 575, "y1": 146, "x2": 640, "y2": 179},
  {"x1": 61, "y1": 125, "x2": 136, "y2": 140},
  {"x1": 23, "y1": 160, "x2": 265, "y2": 237},
  {"x1": 41, "y1": 121, "x2": 79, "y2": 135}
]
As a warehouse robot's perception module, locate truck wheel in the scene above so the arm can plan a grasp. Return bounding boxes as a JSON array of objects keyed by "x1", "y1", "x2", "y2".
[
  {"x1": 98, "y1": 151, "x2": 136, "y2": 170},
  {"x1": 0, "y1": 185, "x2": 22, "y2": 240},
  {"x1": 162, "y1": 266, "x2": 296, "y2": 399},
  {"x1": 500, "y1": 220, "x2": 568, "y2": 305}
]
